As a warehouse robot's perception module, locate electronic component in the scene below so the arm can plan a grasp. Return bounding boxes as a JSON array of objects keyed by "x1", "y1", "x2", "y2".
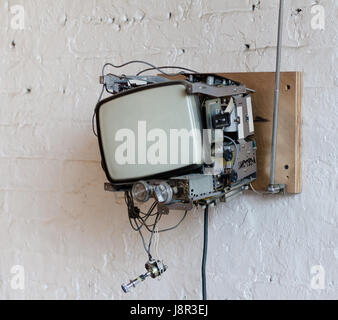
[
  {"x1": 121, "y1": 260, "x2": 167, "y2": 293},
  {"x1": 213, "y1": 112, "x2": 231, "y2": 129},
  {"x1": 132, "y1": 181, "x2": 152, "y2": 203},
  {"x1": 153, "y1": 182, "x2": 173, "y2": 204}
]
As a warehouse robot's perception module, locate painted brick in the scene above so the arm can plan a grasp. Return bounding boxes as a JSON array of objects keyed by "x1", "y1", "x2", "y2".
[{"x1": 0, "y1": 0, "x2": 337, "y2": 300}]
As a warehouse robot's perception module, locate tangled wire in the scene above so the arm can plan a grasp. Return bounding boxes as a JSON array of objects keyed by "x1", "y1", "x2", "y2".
[{"x1": 124, "y1": 191, "x2": 188, "y2": 261}]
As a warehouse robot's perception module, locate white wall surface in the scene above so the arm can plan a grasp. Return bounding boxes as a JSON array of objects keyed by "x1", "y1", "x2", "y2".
[{"x1": 0, "y1": 0, "x2": 337, "y2": 300}]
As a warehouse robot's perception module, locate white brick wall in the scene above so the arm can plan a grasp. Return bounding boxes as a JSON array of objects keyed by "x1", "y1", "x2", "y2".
[{"x1": 0, "y1": 0, "x2": 337, "y2": 299}]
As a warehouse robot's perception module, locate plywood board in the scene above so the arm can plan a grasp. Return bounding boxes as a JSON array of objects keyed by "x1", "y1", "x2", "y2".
[
  {"x1": 162, "y1": 72, "x2": 302, "y2": 194},
  {"x1": 220, "y1": 72, "x2": 302, "y2": 194}
]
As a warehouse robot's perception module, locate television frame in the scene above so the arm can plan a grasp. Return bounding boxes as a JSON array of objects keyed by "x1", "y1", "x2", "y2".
[{"x1": 95, "y1": 80, "x2": 203, "y2": 189}]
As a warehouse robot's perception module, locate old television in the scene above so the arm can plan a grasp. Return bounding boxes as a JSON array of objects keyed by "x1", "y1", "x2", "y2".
[{"x1": 96, "y1": 72, "x2": 257, "y2": 209}]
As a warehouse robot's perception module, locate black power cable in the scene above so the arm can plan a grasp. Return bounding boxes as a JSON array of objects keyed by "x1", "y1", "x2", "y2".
[{"x1": 202, "y1": 205, "x2": 209, "y2": 300}]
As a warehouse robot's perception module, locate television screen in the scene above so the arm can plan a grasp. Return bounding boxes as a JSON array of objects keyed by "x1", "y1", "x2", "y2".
[{"x1": 97, "y1": 82, "x2": 203, "y2": 184}]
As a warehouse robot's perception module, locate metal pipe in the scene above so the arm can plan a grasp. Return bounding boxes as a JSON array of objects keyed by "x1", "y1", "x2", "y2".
[{"x1": 269, "y1": 0, "x2": 284, "y2": 189}]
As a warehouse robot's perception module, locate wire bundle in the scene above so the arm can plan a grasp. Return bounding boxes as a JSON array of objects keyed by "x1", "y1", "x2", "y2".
[
  {"x1": 124, "y1": 191, "x2": 188, "y2": 261},
  {"x1": 92, "y1": 60, "x2": 198, "y2": 137}
]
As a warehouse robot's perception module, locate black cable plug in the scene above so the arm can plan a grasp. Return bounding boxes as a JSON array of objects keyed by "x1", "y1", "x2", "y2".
[{"x1": 129, "y1": 206, "x2": 140, "y2": 219}]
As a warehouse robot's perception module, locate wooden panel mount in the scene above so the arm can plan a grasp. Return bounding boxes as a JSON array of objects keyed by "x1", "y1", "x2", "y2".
[
  {"x1": 220, "y1": 72, "x2": 302, "y2": 194},
  {"x1": 162, "y1": 72, "x2": 302, "y2": 194}
]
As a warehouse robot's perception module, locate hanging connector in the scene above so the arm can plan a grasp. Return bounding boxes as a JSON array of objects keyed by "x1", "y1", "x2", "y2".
[{"x1": 121, "y1": 260, "x2": 167, "y2": 293}]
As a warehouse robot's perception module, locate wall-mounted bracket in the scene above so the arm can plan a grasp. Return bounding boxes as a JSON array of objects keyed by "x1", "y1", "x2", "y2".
[{"x1": 267, "y1": 184, "x2": 286, "y2": 195}]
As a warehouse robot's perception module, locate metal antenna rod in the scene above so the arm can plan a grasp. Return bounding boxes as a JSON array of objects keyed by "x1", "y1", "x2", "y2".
[{"x1": 268, "y1": 0, "x2": 285, "y2": 194}]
